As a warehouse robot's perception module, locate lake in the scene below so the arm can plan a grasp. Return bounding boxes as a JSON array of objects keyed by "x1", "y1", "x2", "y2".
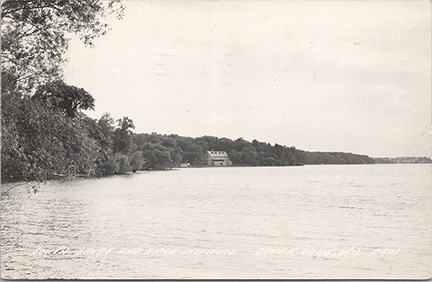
[{"x1": 1, "y1": 164, "x2": 431, "y2": 279}]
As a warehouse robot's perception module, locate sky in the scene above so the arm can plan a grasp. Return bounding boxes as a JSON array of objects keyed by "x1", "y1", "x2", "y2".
[{"x1": 64, "y1": 0, "x2": 431, "y2": 158}]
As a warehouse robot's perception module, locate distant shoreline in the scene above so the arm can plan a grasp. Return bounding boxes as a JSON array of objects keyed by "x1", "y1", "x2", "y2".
[{"x1": 3, "y1": 162, "x2": 430, "y2": 185}]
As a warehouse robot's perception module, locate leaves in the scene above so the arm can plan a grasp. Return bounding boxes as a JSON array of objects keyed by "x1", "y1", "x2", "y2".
[
  {"x1": 1, "y1": 95, "x2": 100, "y2": 179},
  {"x1": 1, "y1": 0, "x2": 129, "y2": 180},
  {"x1": 33, "y1": 80, "x2": 95, "y2": 118},
  {"x1": 113, "y1": 117, "x2": 135, "y2": 154},
  {"x1": 1, "y1": 0, "x2": 125, "y2": 93}
]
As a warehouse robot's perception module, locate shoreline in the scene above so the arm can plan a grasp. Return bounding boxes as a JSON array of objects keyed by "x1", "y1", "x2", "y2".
[{"x1": 3, "y1": 162, "x2": 430, "y2": 184}]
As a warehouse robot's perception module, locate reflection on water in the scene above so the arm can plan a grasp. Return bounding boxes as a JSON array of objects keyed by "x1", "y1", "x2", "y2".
[{"x1": 1, "y1": 164, "x2": 431, "y2": 279}]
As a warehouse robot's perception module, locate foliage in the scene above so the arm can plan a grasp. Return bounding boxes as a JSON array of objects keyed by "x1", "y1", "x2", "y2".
[
  {"x1": 129, "y1": 151, "x2": 144, "y2": 172},
  {"x1": 114, "y1": 154, "x2": 129, "y2": 174},
  {"x1": 302, "y1": 151, "x2": 374, "y2": 165},
  {"x1": 96, "y1": 154, "x2": 128, "y2": 175},
  {"x1": 1, "y1": 93, "x2": 26, "y2": 176},
  {"x1": 170, "y1": 147, "x2": 184, "y2": 168},
  {"x1": 184, "y1": 144, "x2": 204, "y2": 166},
  {"x1": 112, "y1": 116, "x2": 135, "y2": 154},
  {"x1": 96, "y1": 156, "x2": 119, "y2": 175},
  {"x1": 1, "y1": 0, "x2": 125, "y2": 93},
  {"x1": 141, "y1": 143, "x2": 173, "y2": 170},
  {"x1": 1, "y1": 94, "x2": 99, "y2": 179},
  {"x1": 33, "y1": 80, "x2": 95, "y2": 118},
  {"x1": 0, "y1": 0, "x2": 131, "y2": 181},
  {"x1": 128, "y1": 132, "x2": 375, "y2": 168},
  {"x1": 83, "y1": 114, "x2": 137, "y2": 175},
  {"x1": 374, "y1": 157, "x2": 431, "y2": 164}
]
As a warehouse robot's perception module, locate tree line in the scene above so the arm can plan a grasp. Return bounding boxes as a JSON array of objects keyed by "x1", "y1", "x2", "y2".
[
  {"x1": 1, "y1": 90, "x2": 376, "y2": 179},
  {"x1": 127, "y1": 133, "x2": 375, "y2": 169},
  {"x1": 2, "y1": 82, "x2": 139, "y2": 179},
  {"x1": 1, "y1": 0, "x2": 376, "y2": 182},
  {"x1": 374, "y1": 157, "x2": 431, "y2": 164}
]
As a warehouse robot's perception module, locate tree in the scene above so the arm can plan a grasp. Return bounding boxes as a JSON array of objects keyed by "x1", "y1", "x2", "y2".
[
  {"x1": 153, "y1": 150, "x2": 173, "y2": 170},
  {"x1": 142, "y1": 148, "x2": 173, "y2": 170},
  {"x1": 161, "y1": 137, "x2": 178, "y2": 149},
  {"x1": 1, "y1": 93, "x2": 26, "y2": 176},
  {"x1": 1, "y1": 0, "x2": 125, "y2": 94},
  {"x1": 234, "y1": 137, "x2": 250, "y2": 151},
  {"x1": 228, "y1": 150, "x2": 243, "y2": 166},
  {"x1": 81, "y1": 113, "x2": 117, "y2": 171},
  {"x1": 113, "y1": 116, "x2": 135, "y2": 154},
  {"x1": 1, "y1": 1, "x2": 128, "y2": 180},
  {"x1": 215, "y1": 138, "x2": 235, "y2": 152},
  {"x1": 129, "y1": 151, "x2": 144, "y2": 172},
  {"x1": 114, "y1": 154, "x2": 129, "y2": 174},
  {"x1": 170, "y1": 147, "x2": 184, "y2": 167},
  {"x1": 184, "y1": 144, "x2": 204, "y2": 166},
  {"x1": 96, "y1": 112, "x2": 115, "y2": 157},
  {"x1": 1, "y1": 96, "x2": 99, "y2": 179},
  {"x1": 32, "y1": 80, "x2": 95, "y2": 118},
  {"x1": 241, "y1": 147, "x2": 258, "y2": 166},
  {"x1": 273, "y1": 143, "x2": 284, "y2": 157}
]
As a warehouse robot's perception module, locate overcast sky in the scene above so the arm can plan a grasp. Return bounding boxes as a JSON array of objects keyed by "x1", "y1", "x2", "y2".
[{"x1": 64, "y1": 0, "x2": 431, "y2": 158}]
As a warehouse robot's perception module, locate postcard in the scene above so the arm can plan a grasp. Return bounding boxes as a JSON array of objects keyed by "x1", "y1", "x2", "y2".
[{"x1": 1, "y1": 0, "x2": 431, "y2": 279}]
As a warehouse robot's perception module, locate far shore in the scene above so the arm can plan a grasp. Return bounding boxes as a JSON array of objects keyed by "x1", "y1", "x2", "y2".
[{"x1": 3, "y1": 161, "x2": 430, "y2": 185}]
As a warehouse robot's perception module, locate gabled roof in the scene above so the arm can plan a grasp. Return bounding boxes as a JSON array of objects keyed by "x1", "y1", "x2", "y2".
[{"x1": 207, "y1": 150, "x2": 229, "y2": 157}]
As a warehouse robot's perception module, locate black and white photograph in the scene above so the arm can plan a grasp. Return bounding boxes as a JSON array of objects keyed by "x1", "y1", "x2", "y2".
[{"x1": 1, "y1": 0, "x2": 431, "y2": 279}]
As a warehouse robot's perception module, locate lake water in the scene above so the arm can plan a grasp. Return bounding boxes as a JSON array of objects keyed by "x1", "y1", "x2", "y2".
[{"x1": 1, "y1": 164, "x2": 431, "y2": 279}]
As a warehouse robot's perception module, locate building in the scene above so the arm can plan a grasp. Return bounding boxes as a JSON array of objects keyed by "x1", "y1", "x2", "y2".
[{"x1": 206, "y1": 150, "x2": 232, "y2": 166}]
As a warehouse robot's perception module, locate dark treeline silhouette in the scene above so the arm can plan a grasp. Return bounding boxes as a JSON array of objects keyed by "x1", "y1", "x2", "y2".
[
  {"x1": 374, "y1": 156, "x2": 431, "y2": 164},
  {"x1": 127, "y1": 133, "x2": 375, "y2": 169},
  {"x1": 2, "y1": 101, "x2": 377, "y2": 180},
  {"x1": 302, "y1": 151, "x2": 375, "y2": 165}
]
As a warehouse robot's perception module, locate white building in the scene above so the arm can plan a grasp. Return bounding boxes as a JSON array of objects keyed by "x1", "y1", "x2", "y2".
[{"x1": 206, "y1": 150, "x2": 232, "y2": 166}]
